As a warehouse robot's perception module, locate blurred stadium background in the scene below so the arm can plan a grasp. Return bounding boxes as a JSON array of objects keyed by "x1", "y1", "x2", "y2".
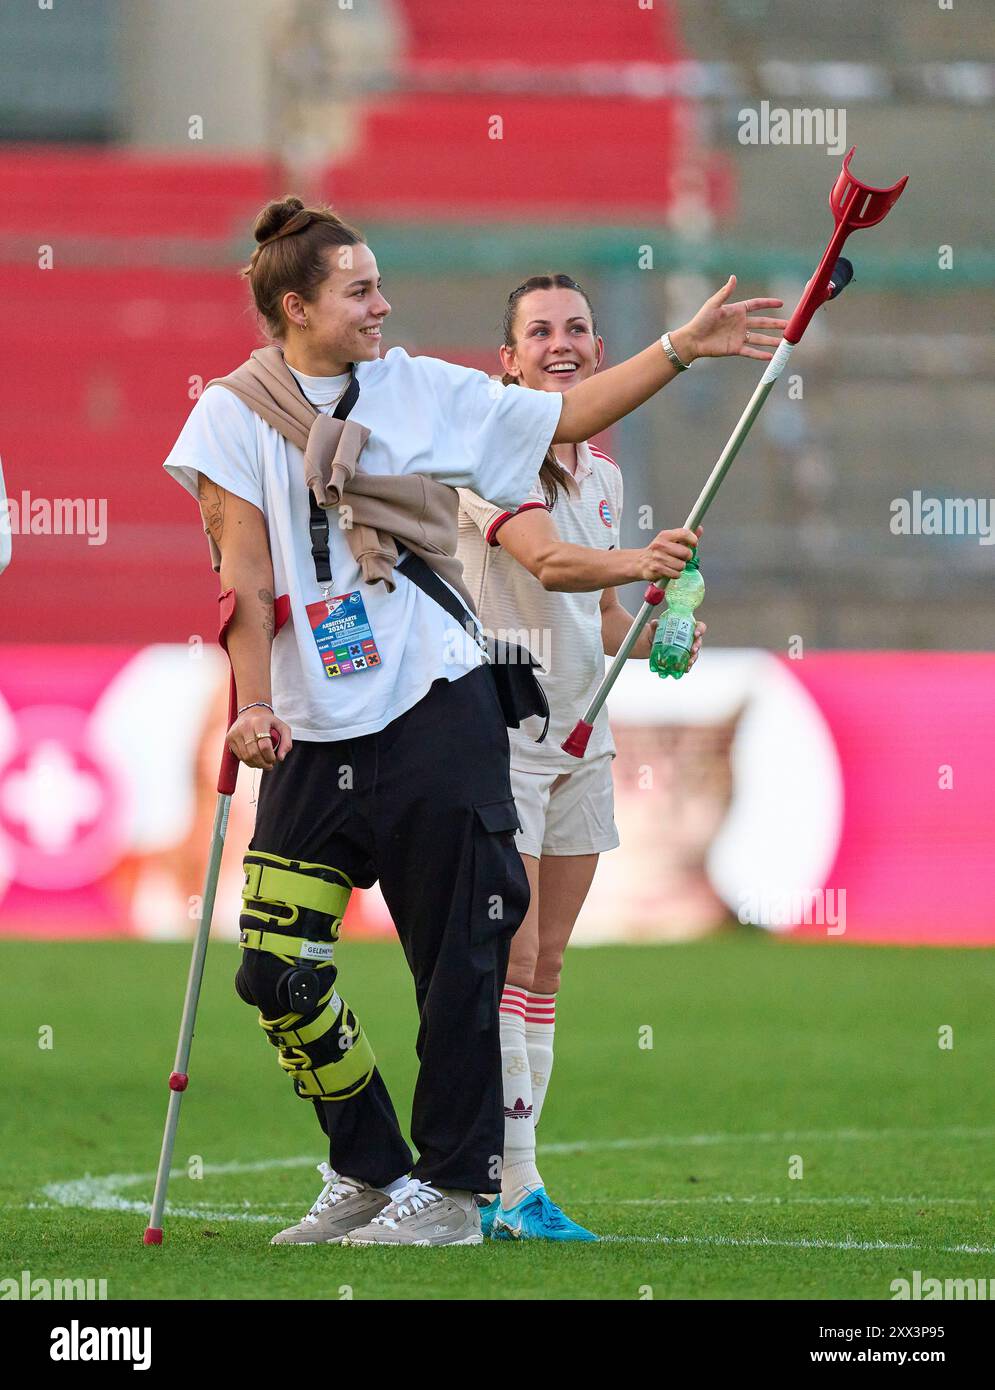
[{"x1": 1, "y1": 0, "x2": 993, "y2": 947}]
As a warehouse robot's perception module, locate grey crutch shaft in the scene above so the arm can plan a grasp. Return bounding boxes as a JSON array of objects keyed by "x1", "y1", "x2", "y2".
[
  {"x1": 144, "y1": 792, "x2": 231, "y2": 1243},
  {"x1": 573, "y1": 345, "x2": 793, "y2": 736}
]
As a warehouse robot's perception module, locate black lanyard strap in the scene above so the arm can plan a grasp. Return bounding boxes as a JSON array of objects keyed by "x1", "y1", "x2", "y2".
[{"x1": 290, "y1": 368, "x2": 359, "y2": 587}]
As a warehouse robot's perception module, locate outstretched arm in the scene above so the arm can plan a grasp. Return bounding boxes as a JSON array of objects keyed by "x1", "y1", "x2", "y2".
[{"x1": 553, "y1": 276, "x2": 786, "y2": 444}]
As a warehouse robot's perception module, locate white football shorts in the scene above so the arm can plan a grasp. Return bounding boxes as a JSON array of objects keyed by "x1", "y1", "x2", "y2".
[{"x1": 510, "y1": 753, "x2": 620, "y2": 859}]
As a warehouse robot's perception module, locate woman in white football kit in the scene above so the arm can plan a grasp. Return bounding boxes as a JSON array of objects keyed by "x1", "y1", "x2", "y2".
[{"x1": 458, "y1": 273, "x2": 782, "y2": 1241}]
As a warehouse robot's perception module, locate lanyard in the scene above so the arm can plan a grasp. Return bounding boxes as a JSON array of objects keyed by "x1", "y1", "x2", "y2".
[{"x1": 289, "y1": 368, "x2": 360, "y2": 589}]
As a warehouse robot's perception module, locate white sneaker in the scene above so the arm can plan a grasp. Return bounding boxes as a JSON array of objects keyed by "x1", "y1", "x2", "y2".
[
  {"x1": 342, "y1": 1178, "x2": 482, "y2": 1247},
  {"x1": 271, "y1": 1162, "x2": 390, "y2": 1245}
]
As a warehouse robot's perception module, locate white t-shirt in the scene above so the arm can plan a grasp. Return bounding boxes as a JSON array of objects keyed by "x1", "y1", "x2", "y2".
[
  {"x1": 457, "y1": 441, "x2": 624, "y2": 771},
  {"x1": 163, "y1": 346, "x2": 562, "y2": 741}
]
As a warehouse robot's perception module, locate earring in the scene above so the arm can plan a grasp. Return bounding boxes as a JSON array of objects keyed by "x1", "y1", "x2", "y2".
[{"x1": 299, "y1": 316, "x2": 309, "y2": 331}]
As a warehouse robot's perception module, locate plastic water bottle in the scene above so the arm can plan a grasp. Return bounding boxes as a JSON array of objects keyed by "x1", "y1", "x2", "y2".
[{"x1": 649, "y1": 550, "x2": 704, "y2": 679}]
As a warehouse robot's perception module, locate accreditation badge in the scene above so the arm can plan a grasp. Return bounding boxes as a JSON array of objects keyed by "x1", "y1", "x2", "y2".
[{"x1": 306, "y1": 590, "x2": 382, "y2": 679}]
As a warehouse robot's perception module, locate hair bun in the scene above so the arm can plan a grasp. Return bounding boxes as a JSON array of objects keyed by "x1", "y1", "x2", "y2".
[{"x1": 253, "y1": 196, "x2": 306, "y2": 246}]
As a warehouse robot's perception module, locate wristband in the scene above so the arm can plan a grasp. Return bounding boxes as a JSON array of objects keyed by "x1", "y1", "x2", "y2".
[
  {"x1": 660, "y1": 331, "x2": 690, "y2": 372},
  {"x1": 237, "y1": 700, "x2": 274, "y2": 717}
]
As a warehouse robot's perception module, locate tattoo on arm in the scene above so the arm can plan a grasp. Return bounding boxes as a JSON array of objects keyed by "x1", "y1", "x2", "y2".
[
  {"x1": 197, "y1": 475, "x2": 226, "y2": 548},
  {"x1": 258, "y1": 588, "x2": 275, "y2": 642}
]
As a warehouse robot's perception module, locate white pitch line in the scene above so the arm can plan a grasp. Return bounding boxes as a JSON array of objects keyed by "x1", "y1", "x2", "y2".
[
  {"x1": 588, "y1": 1195, "x2": 990, "y2": 1207},
  {"x1": 22, "y1": 1194, "x2": 994, "y2": 1257},
  {"x1": 29, "y1": 1129, "x2": 995, "y2": 1234},
  {"x1": 601, "y1": 1234, "x2": 995, "y2": 1254},
  {"x1": 24, "y1": 1199, "x2": 284, "y2": 1224},
  {"x1": 34, "y1": 1159, "x2": 319, "y2": 1224},
  {"x1": 541, "y1": 1125, "x2": 995, "y2": 1156}
]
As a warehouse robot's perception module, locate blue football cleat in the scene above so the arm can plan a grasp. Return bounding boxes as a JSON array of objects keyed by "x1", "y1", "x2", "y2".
[
  {"x1": 475, "y1": 1195, "x2": 501, "y2": 1238},
  {"x1": 491, "y1": 1187, "x2": 599, "y2": 1242}
]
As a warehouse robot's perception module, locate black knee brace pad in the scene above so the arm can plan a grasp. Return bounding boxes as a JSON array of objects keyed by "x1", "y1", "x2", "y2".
[{"x1": 235, "y1": 950, "x2": 332, "y2": 1015}]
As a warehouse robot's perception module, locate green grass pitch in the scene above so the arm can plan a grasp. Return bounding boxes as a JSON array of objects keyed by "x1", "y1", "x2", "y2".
[{"x1": 1, "y1": 932, "x2": 992, "y2": 1301}]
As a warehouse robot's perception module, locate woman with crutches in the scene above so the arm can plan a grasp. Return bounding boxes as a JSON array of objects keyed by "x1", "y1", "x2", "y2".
[
  {"x1": 163, "y1": 197, "x2": 783, "y2": 1247},
  {"x1": 457, "y1": 273, "x2": 785, "y2": 1241}
]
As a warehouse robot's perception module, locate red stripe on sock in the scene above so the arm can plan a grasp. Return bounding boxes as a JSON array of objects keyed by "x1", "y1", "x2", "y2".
[
  {"x1": 500, "y1": 987, "x2": 528, "y2": 1019},
  {"x1": 524, "y1": 992, "x2": 556, "y2": 1024}
]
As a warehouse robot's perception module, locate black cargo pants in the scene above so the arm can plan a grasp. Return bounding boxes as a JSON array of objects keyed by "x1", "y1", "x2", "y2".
[{"x1": 235, "y1": 664, "x2": 530, "y2": 1193}]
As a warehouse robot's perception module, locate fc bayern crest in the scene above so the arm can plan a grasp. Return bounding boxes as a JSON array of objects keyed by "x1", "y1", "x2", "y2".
[{"x1": 598, "y1": 498, "x2": 613, "y2": 527}]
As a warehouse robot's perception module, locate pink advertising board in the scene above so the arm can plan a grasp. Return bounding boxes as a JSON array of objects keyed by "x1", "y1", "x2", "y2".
[{"x1": 0, "y1": 646, "x2": 991, "y2": 946}]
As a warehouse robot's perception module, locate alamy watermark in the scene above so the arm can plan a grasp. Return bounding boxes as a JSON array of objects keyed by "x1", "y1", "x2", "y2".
[
  {"x1": 738, "y1": 101, "x2": 847, "y2": 155},
  {"x1": 891, "y1": 1269, "x2": 995, "y2": 1300},
  {"x1": 442, "y1": 624, "x2": 552, "y2": 670},
  {"x1": 738, "y1": 888, "x2": 846, "y2": 934},
  {"x1": 1, "y1": 489, "x2": 107, "y2": 546},
  {"x1": 890, "y1": 491, "x2": 994, "y2": 545},
  {"x1": 50, "y1": 1319, "x2": 150, "y2": 1370},
  {"x1": 1, "y1": 1268, "x2": 108, "y2": 1299}
]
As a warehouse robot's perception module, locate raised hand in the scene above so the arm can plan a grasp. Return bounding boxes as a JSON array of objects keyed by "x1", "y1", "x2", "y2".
[{"x1": 676, "y1": 276, "x2": 787, "y2": 362}]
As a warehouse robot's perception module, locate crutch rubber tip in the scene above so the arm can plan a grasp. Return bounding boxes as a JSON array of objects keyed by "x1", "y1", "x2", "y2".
[
  {"x1": 562, "y1": 721, "x2": 594, "y2": 758},
  {"x1": 168, "y1": 1071, "x2": 189, "y2": 1092},
  {"x1": 143, "y1": 1228, "x2": 163, "y2": 1245}
]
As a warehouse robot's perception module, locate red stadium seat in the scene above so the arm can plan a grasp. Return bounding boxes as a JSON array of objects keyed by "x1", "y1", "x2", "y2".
[
  {"x1": 0, "y1": 147, "x2": 270, "y2": 241},
  {"x1": 397, "y1": 0, "x2": 683, "y2": 64},
  {"x1": 318, "y1": 1, "x2": 733, "y2": 221}
]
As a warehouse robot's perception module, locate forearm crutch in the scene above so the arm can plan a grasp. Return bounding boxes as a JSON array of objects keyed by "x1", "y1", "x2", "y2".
[
  {"x1": 144, "y1": 589, "x2": 289, "y2": 1244},
  {"x1": 563, "y1": 147, "x2": 907, "y2": 759}
]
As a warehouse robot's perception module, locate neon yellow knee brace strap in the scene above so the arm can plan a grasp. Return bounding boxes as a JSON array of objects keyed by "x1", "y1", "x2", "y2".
[
  {"x1": 239, "y1": 851, "x2": 353, "y2": 964},
  {"x1": 259, "y1": 985, "x2": 376, "y2": 1102}
]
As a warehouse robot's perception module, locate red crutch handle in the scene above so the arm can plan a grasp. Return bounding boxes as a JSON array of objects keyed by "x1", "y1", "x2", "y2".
[
  {"x1": 216, "y1": 589, "x2": 291, "y2": 795},
  {"x1": 784, "y1": 147, "x2": 908, "y2": 345}
]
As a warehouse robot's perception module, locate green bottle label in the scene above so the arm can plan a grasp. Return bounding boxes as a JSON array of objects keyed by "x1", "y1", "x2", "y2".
[{"x1": 661, "y1": 613, "x2": 694, "y2": 651}]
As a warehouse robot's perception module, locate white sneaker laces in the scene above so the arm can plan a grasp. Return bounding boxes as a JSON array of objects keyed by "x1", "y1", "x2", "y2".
[
  {"x1": 302, "y1": 1162, "x2": 362, "y2": 1224},
  {"x1": 372, "y1": 1178, "x2": 444, "y2": 1228}
]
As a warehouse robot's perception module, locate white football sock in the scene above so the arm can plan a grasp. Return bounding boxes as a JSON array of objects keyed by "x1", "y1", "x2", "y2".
[
  {"x1": 525, "y1": 992, "x2": 556, "y2": 1129},
  {"x1": 499, "y1": 984, "x2": 543, "y2": 1207}
]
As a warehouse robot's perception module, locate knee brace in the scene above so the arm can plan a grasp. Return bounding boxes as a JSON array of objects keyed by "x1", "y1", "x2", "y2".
[
  {"x1": 261, "y1": 982, "x2": 376, "y2": 1102},
  {"x1": 238, "y1": 851, "x2": 376, "y2": 1102}
]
